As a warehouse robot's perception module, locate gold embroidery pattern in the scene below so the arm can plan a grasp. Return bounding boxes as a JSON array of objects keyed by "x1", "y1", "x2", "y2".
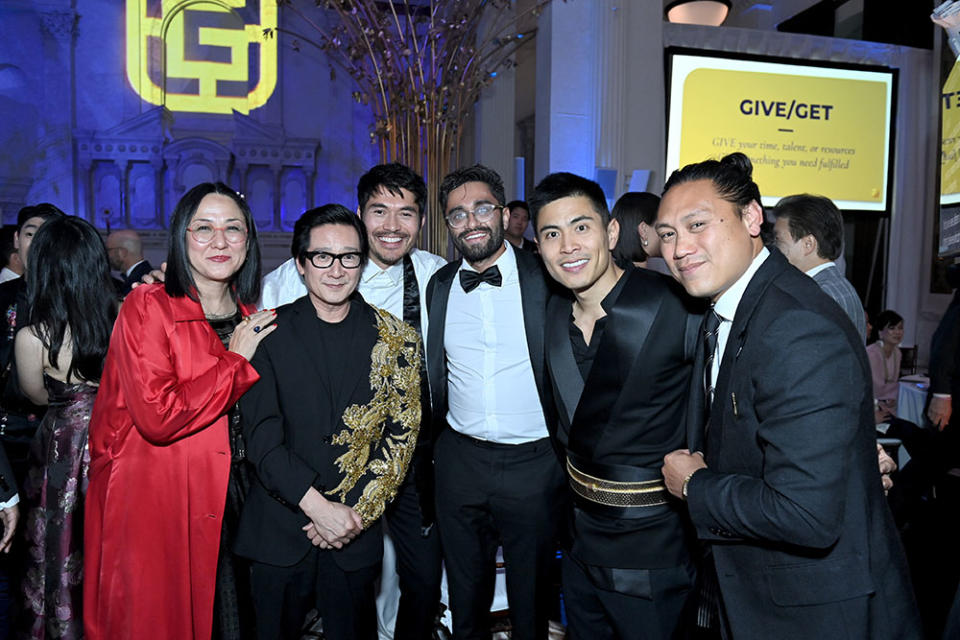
[{"x1": 326, "y1": 308, "x2": 422, "y2": 527}]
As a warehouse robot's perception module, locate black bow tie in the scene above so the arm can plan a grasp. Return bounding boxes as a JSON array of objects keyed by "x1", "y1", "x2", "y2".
[{"x1": 459, "y1": 266, "x2": 502, "y2": 293}]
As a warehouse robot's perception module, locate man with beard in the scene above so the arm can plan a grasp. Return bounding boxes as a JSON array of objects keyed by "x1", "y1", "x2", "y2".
[
  {"x1": 260, "y1": 164, "x2": 446, "y2": 639},
  {"x1": 425, "y1": 165, "x2": 565, "y2": 640}
]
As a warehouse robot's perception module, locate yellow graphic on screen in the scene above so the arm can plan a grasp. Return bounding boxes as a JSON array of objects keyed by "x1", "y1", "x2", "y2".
[
  {"x1": 679, "y1": 69, "x2": 888, "y2": 205},
  {"x1": 126, "y1": 0, "x2": 277, "y2": 115},
  {"x1": 941, "y1": 61, "x2": 960, "y2": 201}
]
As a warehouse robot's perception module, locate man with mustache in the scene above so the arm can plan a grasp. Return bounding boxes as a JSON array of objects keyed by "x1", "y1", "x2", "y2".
[
  {"x1": 260, "y1": 164, "x2": 446, "y2": 639},
  {"x1": 424, "y1": 165, "x2": 565, "y2": 640}
]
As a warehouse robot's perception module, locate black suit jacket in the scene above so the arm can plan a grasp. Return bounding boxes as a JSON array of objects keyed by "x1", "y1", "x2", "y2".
[
  {"x1": 684, "y1": 249, "x2": 921, "y2": 639},
  {"x1": 424, "y1": 247, "x2": 558, "y2": 443},
  {"x1": 929, "y1": 288, "x2": 960, "y2": 405},
  {"x1": 235, "y1": 296, "x2": 421, "y2": 571},
  {"x1": 121, "y1": 260, "x2": 153, "y2": 296},
  {"x1": 545, "y1": 267, "x2": 702, "y2": 570}
]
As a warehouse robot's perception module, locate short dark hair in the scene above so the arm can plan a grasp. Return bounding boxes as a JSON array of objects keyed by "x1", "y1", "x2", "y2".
[
  {"x1": 875, "y1": 309, "x2": 903, "y2": 332},
  {"x1": 165, "y1": 182, "x2": 261, "y2": 305},
  {"x1": 662, "y1": 152, "x2": 762, "y2": 216},
  {"x1": 610, "y1": 192, "x2": 660, "y2": 266},
  {"x1": 772, "y1": 194, "x2": 844, "y2": 261},
  {"x1": 17, "y1": 203, "x2": 65, "y2": 230},
  {"x1": 293, "y1": 204, "x2": 369, "y2": 269},
  {"x1": 356, "y1": 163, "x2": 427, "y2": 218},
  {"x1": 528, "y1": 172, "x2": 610, "y2": 232},
  {"x1": 0, "y1": 226, "x2": 16, "y2": 265},
  {"x1": 438, "y1": 165, "x2": 505, "y2": 212},
  {"x1": 506, "y1": 200, "x2": 529, "y2": 213}
]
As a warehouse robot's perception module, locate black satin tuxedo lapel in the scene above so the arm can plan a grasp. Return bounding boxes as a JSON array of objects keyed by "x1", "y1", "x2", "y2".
[
  {"x1": 568, "y1": 271, "x2": 663, "y2": 458},
  {"x1": 425, "y1": 261, "x2": 458, "y2": 422},
  {"x1": 686, "y1": 336, "x2": 708, "y2": 454},
  {"x1": 545, "y1": 294, "x2": 582, "y2": 427},
  {"x1": 515, "y1": 248, "x2": 550, "y2": 401}
]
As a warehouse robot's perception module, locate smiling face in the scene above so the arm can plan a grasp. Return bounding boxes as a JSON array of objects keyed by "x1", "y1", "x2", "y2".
[
  {"x1": 296, "y1": 223, "x2": 363, "y2": 320},
  {"x1": 507, "y1": 205, "x2": 530, "y2": 239},
  {"x1": 359, "y1": 186, "x2": 423, "y2": 268},
  {"x1": 879, "y1": 320, "x2": 904, "y2": 348},
  {"x1": 445, "y1": 181, "x2": 509, "y2": 270},
  {"x1": 656, "y1": 179, "x2": 763, "y2": 302},
  {"x1": 537, "y1": 195, "x2": 620, "y2": 297},
  {"x1": 185, "y1": 194, "x2": 248, "y2": 291}
]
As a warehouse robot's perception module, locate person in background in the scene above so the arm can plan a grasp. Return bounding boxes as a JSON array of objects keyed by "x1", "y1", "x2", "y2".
[
  {"x1": 610, "y1": 191, "x2": 661, "y2": 270},
  {"x1": 505, "y1": 200, "x2": 538, "y2": 253},
  {"x1": 867, "y1": 309, "x2": 904, "y2": 421},
  {"x1": 105, "y1": 230, "x2": 153, "y2": 297},
  {"x1": 14, "y1": 216, "x2": 118, "y2": 638},
  {"x1": 84, "y1": 182, "x2": 276, "y2": 640},
  {"x1": 0, "y1": 228, "x2": 22, "y2": 284}
]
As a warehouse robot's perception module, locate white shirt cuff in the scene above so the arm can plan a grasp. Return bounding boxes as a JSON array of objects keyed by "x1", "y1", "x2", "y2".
[{"x1": 0, "y1": 494, "x2": 19, "y2": 510}]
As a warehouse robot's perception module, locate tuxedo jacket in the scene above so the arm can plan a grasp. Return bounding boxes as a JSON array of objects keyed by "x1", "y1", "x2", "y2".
[
  {"x1": 684, "y1": 249, "x2": 921, "y2": 639},
  {"x1": 545, "y1": 267, "x2": 702, "y2": 570},
  {"x1": 236, "y1": 296, "x2": 421, "y2": 571},
  {"x1": 121, "y1": 261, "x2": 154, "y2": 296},
  {"x1": 424, "y1": 247, "x2": 558, "y2": 444}
]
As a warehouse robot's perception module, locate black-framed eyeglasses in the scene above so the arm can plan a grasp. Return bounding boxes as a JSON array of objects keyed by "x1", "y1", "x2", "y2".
[
  {"x1": 303, "y1": 250, "x2": 363, "y2": 269},
  {"x1": 445, "y1": 203, "x2": 501, "y2": 229}
]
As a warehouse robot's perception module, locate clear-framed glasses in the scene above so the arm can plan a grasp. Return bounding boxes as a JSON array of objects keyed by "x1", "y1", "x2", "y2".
[
  {"x1": 304, "y1": 250, "x2": 363, "y2": 269},
  {"x1": 187, "y1": 223, "x2": 248, "y2": 244},
  {"x1": 445, "y1": 203, "x2": 501, "y2": 229}
]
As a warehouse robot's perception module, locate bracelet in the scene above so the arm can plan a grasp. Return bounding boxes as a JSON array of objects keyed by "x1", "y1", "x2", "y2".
[{"x1": 681, "y1": 469, "x2": 700, "y2": 500}]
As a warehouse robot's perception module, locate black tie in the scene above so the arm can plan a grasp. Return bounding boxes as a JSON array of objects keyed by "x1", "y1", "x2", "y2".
[
  {"x1": 702, "y1": 305, "x2": 722, "y2": 405},
  {"x1": 459, "y1": 265, "x2": 502, "y2": 293}
]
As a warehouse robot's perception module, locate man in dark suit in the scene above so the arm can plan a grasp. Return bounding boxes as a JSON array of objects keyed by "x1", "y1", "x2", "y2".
[
  {"x1": 236, "y1": 205, "x2": 422, "y2": 640},
  {"x1": 771, "y1": 194, "x2": 867, "y2": 341},
  {"x1": 528, "y1": 172, "x2": 701, "y2": 639},
  {"x1": 658, "y1": 153, "x2": 921, "y2": 639},
  {"x1": 426, "y1": 165, "x2": 565, "y2": 640},
  {"x1": 105, "y1": 230, "x2": 153, "y2": 296}
]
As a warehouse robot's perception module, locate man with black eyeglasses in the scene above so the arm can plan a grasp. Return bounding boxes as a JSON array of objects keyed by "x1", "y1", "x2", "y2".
[
  {"x1": 235, "y1": 205, "x2": 423, "y2": 640},
  {"x1": 424, "y1": 165, "x2": 566, "y2": 640}
]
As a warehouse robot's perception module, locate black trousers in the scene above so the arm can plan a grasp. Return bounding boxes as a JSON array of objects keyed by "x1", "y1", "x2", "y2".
[
  {"x1": 434, "y1": 429, "x2": 565, "y2": 640},
  {"x1": 250, "y1": 547, "x2": 379, "y2": 640},
  {"x1": 384, "y1": 476, "x2": 443, "y2": 639},
  {"x1": 561, "y1": 554, "x2": 694, "y2": 640}
]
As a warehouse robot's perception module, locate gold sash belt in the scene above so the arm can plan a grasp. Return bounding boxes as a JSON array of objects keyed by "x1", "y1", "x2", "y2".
[{"x1": 566, "y1": 457, "x2": 669, "y2": 508}]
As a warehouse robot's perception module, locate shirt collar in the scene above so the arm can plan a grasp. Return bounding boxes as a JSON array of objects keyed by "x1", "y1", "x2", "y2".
[
  {"x1": 361, "y1": 257, "x2": 403, "y2": 287},
  {"x1": 714, "y1": 246, "x2": 769, "y2": 322},
  {"x1": 805, "y1": 261, "x2": 835, "y2": 278}
]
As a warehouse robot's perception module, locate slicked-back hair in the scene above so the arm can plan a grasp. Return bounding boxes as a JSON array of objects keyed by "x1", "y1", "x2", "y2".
[
  {"x1": 293, "y1": 204, "x2": 369, "y2": 270},
  {"x1": 772, "y1": 194, "x2": 844, "y2": 261},
  {"x1": 662, "y1": 152, "x2": 762, "y2": 217},
  {"x1": 17, "y1": 203, "x2": 65, "y2": 230},
  {"x1": 26, "y1": 216, "x2": 118, "y2": 384},
  {"x1": 356, "y1": 163, "x2": 428, "y2": 219},
  {"x1": 528, "y1": 172, "x2": 610, "y2": 232},
  {"x1": 438, "y1": 165, "x2": 505, "y2": 213},
  {"x1": 165, "y1": 182, "x2": 261, "y2": 305},
  {"x1": 610, "y1": 192, "x2": 660, "y2": 266}
]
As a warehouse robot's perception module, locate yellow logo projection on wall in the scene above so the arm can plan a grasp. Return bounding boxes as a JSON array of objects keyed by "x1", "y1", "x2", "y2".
[
  {"x1": 941, "y1": 60, "x2": 960, "y2": 205},
  {"x1": 126, "y1": 0, "x2": 277, "y2": 115},
  {"x1": 666, "y1": 54, "x2": 895, "y2": 211}
]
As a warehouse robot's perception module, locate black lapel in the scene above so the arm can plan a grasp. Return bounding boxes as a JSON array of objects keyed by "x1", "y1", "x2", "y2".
[
  {"x1": 545, "y1": 294, "x2": 582, "y2": 427},
  {"x1": 568, "y1": 270, "x2": 664, "y2": 457},
  {"x1": 515, "y1": 248, "x2": 548, "y2": 399},
  {"x1": 425, "y1": 261, "x2": 459, "y2": 418}
]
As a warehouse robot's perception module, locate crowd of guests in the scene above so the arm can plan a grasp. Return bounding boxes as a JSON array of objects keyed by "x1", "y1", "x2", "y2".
[{"x1": 0, "y1": 153, "x2": 952, "y2": 640}]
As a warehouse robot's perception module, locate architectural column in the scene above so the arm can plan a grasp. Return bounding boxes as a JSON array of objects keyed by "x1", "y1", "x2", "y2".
[
  {"x1": 593, "y1": 1, "x2": 626, "y2": 189},
  {"x1": 122, "y1": 160, "x2": 132, "y2": 227},
  {"x1": 37, "y1": 9, "x2": 78, "y2": 209},
  {"x1": 474, "y1": 4, "x2": 517, "y2": 198},
  {"x1": 151, "y1": 159, "x2": 165, "y2": 228}
]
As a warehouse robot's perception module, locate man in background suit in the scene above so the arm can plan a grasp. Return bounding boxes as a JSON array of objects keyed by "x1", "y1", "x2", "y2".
[
  {"x1": 659, "y1": 153, "x2": 921, "y2": 639},
  {"x1": 105, "y1": 230, "x2": 153, "y2": 296},
  {"x1": 529, "y1": 172, "x2": 701, "y2": 639},
  {"x1": 771, "y1": 193, "x2": 866, "y2": 341},
  {"x1": 426, "y1": 165, "x2": 565, "y2": 640}
]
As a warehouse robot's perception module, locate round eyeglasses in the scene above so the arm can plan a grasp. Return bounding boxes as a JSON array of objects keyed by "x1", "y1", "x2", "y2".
[
  {"x1": 303, "y1": 250, "x2": 363, "y2": 269},
  {"x1": 445, "y1": 203, "x2": 501, "y2": 229},
  {"x1": 187, "y1": 223, "x2": 248, "y2": 245}
]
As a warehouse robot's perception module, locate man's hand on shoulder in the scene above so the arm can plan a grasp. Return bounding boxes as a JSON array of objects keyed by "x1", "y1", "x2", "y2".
[{"x1": 131, "y1": 261, "x2": 167, "y2": 289}]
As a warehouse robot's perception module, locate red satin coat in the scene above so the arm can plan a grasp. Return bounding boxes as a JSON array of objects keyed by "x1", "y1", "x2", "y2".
[{"x1": 83, "y1": 285, "x2": 259, "y2": 640}]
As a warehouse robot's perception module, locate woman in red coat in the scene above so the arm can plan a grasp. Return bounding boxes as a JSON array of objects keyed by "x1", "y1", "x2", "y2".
[{"x1": 84, "y1": 183, "x2": 277, "y2": 639}]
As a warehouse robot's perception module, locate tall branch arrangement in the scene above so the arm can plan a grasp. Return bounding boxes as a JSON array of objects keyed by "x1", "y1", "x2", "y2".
[{"x1": 266, "y1": 0, "x2": 552, "y2": 255}]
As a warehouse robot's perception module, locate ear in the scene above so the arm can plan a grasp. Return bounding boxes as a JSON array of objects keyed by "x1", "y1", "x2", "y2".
[
  {"x1": 741, "y1": 200, "x2": 764, "y2": 237},
  {"x1": 637, "y1": 221, "x2": 651, "y2": 244},
  {"x1": 295, "y1": 258, "x2": 306, "y2": 277},
  {"x1": 607, "y1": 218, "x2": 620, "y2": 251},
  {"x1": 500, "y1": 206, "x2": 510, "y2": 230},
  {"x1": 420, "y1": 213, "x2": 426, "y2": 231},
  {"x1": 802, "y1": 234, "x2": 818, "y2": 258},
  {"x1": 355, "y1": 206, "x2": 362, "y2": 218},
  {"x1": 13, "y1": 231, "x2": 19, "y2": 250}
]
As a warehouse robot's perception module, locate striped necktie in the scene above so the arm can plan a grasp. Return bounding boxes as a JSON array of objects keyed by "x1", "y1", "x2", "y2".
[{"x1": 703, "y1": 305, "x2": 722, "y2": 405}]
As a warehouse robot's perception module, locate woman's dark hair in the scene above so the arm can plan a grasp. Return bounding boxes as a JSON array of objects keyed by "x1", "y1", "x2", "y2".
[
  {"x1": 875, "y1": 309, "x2": 903, "y2": 333},
  {"x1": 165, "y1": 182, "x2": 261, "y2": 305},
  {"x1": 610, "y1": 192, "x2": 660, "y2": 266},
  {"x1": 293, "y1": 204, "x2": 369, "y2": 269},
  {"x1": 26, "y1": 216, "x2": 118, "y2": 383},
  {"x1": 662, "y1": 152, "x2": 762, "y2": 215}
]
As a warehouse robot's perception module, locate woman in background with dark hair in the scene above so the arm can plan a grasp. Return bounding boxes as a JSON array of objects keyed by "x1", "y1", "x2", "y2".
[
  {"x1": 14, "y1": 216, "x2": 117, "y2": 639},
  {"x1": 610, "y1": 191, "x2": 660, "y2": 269},
  {"x1": 868, "y1": 309, "x2": 904, "y2": 421},
  {"x1": 84, "y1": 183, "x2": 277, "y2": 640}
]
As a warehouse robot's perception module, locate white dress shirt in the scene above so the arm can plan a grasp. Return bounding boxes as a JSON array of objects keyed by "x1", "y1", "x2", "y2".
[
  {"x1": 804, "y1": 261, "x2": 835, "y2": 278},
  {"x1": 711, "y1": 247, "x2": 770, "y2": 396},
  {"x1": 0, "y1": 267, "x2": 20, "y2": 284},
  {"x1": 443, "y1": 242, "x2": 548, "y2": 444},
  {"x1": 259, "y1": 249, "x2": 446, "y2": 338}
]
